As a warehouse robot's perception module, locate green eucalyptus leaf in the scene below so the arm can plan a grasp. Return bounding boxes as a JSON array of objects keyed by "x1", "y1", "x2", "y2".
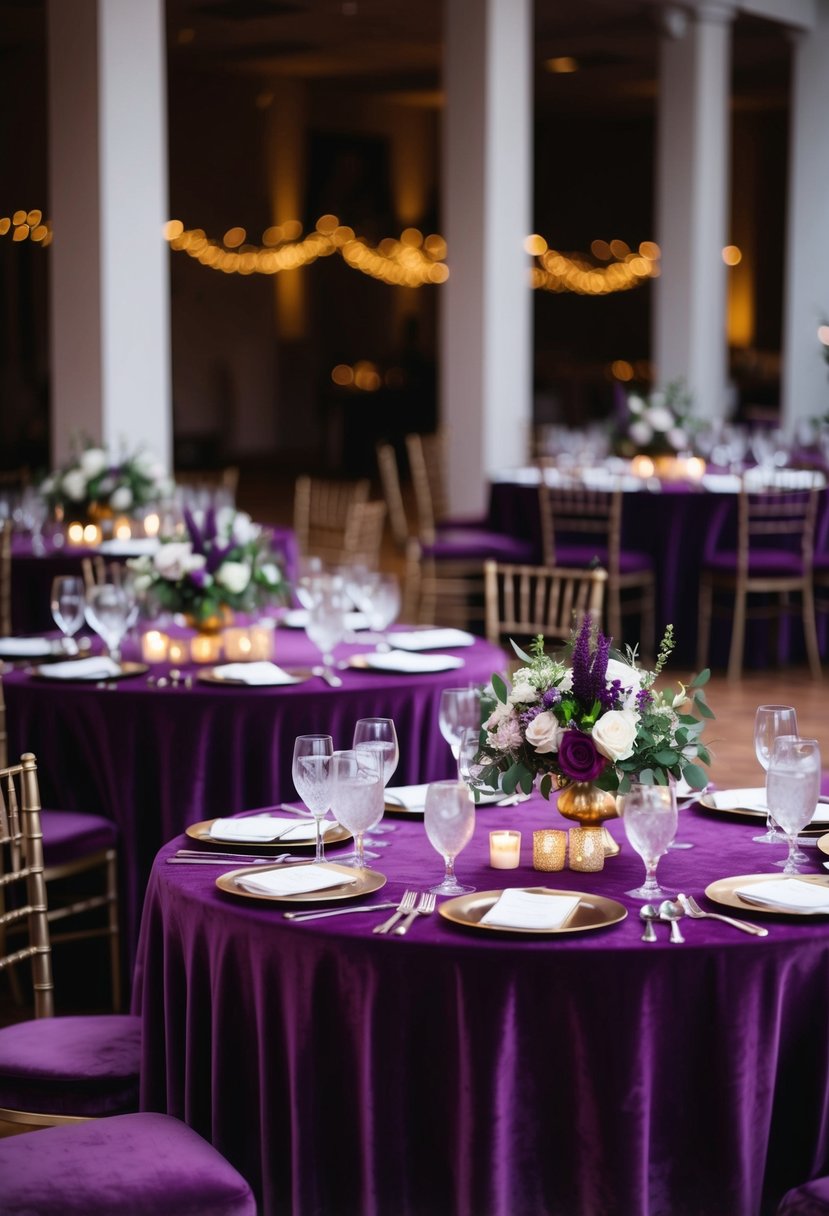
[{"x1": 491, "y1": 673, "x2": 508, "y2": 705}]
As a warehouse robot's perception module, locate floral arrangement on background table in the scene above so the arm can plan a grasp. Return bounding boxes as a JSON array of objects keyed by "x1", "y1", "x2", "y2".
[
  {"x1": 476, "y1": 620, "x2": 713, "y2": 821},
  {"x1": 41, "y1": 441, "x2": 170, "y2": 518},
  {"x1": 127, "y1": 507, "x2": 287, "y2": 627},
  {"x1": 612, "y1": 379, "x2": 695, "y2": 460}
]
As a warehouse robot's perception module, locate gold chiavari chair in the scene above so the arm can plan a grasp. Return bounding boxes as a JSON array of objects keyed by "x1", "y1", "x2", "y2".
[
  {"x1": 0, "y1": 521, "x2": 10, "y2": 637},
  {"x1": 341, "y1": 500, "x2": 387, "y2": 571},
  {"x1": 375, "y1": 442, "x2": 425, "y2": 621},
  {"x1": 293, "y1": 475, "x2": 371, "y2": 566},
  {"x1": 484, "y1": 561, "x2": 608, "y2": 659}
]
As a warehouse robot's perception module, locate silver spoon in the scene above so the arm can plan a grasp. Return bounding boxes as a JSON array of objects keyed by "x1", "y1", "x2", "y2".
[
  {"x1": 658, "y1": 899, "x2": 685, "y2": 944},
  {"x1": 640, "y1": 904, "x2": 660, "y2": 943}
]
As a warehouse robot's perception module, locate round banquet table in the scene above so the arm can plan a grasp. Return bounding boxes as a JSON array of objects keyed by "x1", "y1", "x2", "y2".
[
  {"x1": 133, "y1": 794, "x2": 829, "y2": 1216},
  {"x1": 3, "y1": 629, "x2": 505, "y2": 967}
]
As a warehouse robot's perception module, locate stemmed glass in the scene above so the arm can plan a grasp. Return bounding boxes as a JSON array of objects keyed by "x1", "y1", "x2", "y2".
[
  {"x1": 329, "y1": 750, "x2": 384, "y2": 870},
  {"x1": 458, "y1": 726, "x2": 497, "y2": 799},
  {"x1": 50, "y1": 576, "x2": 85, "y2": 654},
  {"x1": 291, "y1": 734, "x2": 334, "y2": 863},
  {"x1": 424, "y1": 779, "x2": 476, "y2": 895},
  {"x1": 767, "y1": 736, "x2": 821, "y2": 875},
  {"x1": 84, "y1": 583, "x2": 130, "y2": 663},
  {"x1": 305, "y1": 580, "x2": 348, "y2": 683},
  {"x1": 353, "y1": 717, "x2": 399, "y2": 838},
  {"x1": 621, "y1": 783, "x2": 677, "y2": 900},
  {"x1": 753, "y1": 705, "x2": 798, "y2": 844},
  {"x1": 438, "y1": 688, "x2": 481, "y2": 774},
  {"x1": 367, "y1": 573, "x2": 401, "y2": 647}
]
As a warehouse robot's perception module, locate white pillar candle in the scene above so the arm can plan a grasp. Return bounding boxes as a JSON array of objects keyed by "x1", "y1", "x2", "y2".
[
  {"x1": 141, "y1": 630, "x2": 168, "y2": 663},
  {"x1": 489, "y1": 830, "x2": 521, "y2": 870}
]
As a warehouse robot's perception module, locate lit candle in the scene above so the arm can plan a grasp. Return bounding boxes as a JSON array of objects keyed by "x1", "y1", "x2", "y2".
[
  {"x1": 83, "y1": 523, "x2": 102, "y2": 545},
  {"x1": 248, "y1": 624, "x2": 274, "y2": 660},
  {"x1": 143, "y1": 512, "x2": 160, "y2": 538},
  {"x1": 114, "y1": 516, "x2": 132, "y2": 541},
  {"x1": 533, "y1": 829, "x2": 567, "y2": 872},
  {"x1": 167, "y1": 639, "x2": 189, "y2": 665},
  {"x1": 685, "y1": 456, "x2": 706, "y2": 481},
  {"x1": 222, "y1": 628, "x2": 253, "y2": 661},
  {"x1": 66, "y1": 522, "x2": 85, "y2": 546},
  {"x1": 489, "y1": 830, "x2": 521, "y2": 870},
  {"x1": 568, "y1": 827, "x2": 605, "y2": 873},
  {"x1": 190, "y1": 633, "x2": 222, "y2": 664},
  {"x1": 141, "y1": 630, "x2": 169, "y2": 664},
  {"x1": 631, "y1": 455, "x2": 655, "y2": 479}
]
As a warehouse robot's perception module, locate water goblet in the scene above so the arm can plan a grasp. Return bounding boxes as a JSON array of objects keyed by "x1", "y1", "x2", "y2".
[
  {"x1": 767, "y1": 736, "x2": 821, "y2": 875},
  {"x1": 367, "y1": 573, "x2": 401, "y2": 646},
  {"x1": 438, "y1": 688, "x2": 481, "y2": 773},
  {"x1": 458, "y1": 727, "x2": 497, "y2": 799},
  {"x1": 329, "y1": 750, "x2": 384, "y2": 870},
  {"x1": 305, "y1": 579, "x2": 348, "y2": 682},
  {"x1": 753, "y1": 704, "x2": 798, "y2": 844},
  {"x1": 84, "y1": 583, "x2": 130, "y2": 663},
  {"x1": 50, "y1": 575, "x2": 86, "y2": 654},
  {"x1": 353, "y1": 717, "x2": 399, "y2": 838},
  {"x1": 291, "y1": 734, "x2": 334, "y2": 864},
  {"x1": 621, "y1": 783, "x2": 677, "y2": 900},
  {"x1": 424, "y1": 779, "x2": 476, "y2": 895}
]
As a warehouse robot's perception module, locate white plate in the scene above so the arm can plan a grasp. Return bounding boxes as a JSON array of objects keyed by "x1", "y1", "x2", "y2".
[
  {"x1": 389, "y1": 629, "x2": 476, "y2": 651},
  {"x1": 350, "y1": 650, "x2": 465, "y2": 674},
  {"x1": 97, "y1": 538, "x2": 161, "y2": 556}
]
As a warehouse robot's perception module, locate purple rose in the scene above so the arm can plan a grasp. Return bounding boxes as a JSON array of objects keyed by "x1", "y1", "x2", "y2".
[{"x1": 557, "y1": 729, "x2": 606, "y2": 783}]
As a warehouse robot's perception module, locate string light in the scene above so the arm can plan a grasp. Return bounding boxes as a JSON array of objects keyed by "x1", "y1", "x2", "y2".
[
  {"x1": 528, "y1": 235, "x2": 661, "y2": 296},
  {"x1": 0, "y1": 210, "x2": 53, "y2": 245}
]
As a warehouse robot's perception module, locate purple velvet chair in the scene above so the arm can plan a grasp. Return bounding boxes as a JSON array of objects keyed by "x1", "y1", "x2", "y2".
[
  {"x1": 777, "y1": 1178, "x2": 829, "y2": 1215},
  {"x1": 0, "y1": 751, "x2": 141, "y2": 1132},
  {"x1": 0, "y1": 1112, "x2": 258, "y2": 1215}
]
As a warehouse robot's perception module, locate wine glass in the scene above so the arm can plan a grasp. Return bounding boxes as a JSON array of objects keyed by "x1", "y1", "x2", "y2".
[
  {"x1": 84, "y1": 583, "x2": 130, "y2": 662},
  {"x1": 767, "y1": 736, "x2": 821, "y2": 875},
  {"x1": 329, "y1": 750, "x2": 384, "y2": 870},
  {"x1": 353, "y1": 717, "x2": 399, "y2": 839},
  {"x1": 305, "y1": 581, "x2": 348, "y2": 682},
  {"x1": 753, "y1": 705, "x2": 798, "y2": 844},
  {"x1": 367, "y1": 573, "x2": 401, "y2": 646},
  {"x1": 458, "y1": 726, "x2": 497, "y2": 799},
  {"x1": 424, "y1": 779, "x2": 476, "y2": 895},
  {"x1": 621, "y1": 783, "x2": 677, "y2": 900},
  {"x1": 50, "y1": 575, "x2": 85, "y2": 654},
  {"x1": 291, "y1": 734, "x2": 334, "y2": 863},
  {"x1": 438, "y1": 688, "x2": 481, "y2": 773}
]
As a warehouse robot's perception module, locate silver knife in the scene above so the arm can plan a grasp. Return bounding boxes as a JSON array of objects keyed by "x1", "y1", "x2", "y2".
[{"x1": 283, "y1": 901, "x2": 398, "y2": 921}]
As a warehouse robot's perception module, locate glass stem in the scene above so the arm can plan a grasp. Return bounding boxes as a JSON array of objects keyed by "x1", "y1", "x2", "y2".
[
  {"x1": 314, "y1": 816, "x2": 325, "y2": 864},
  {"x1": 355, "y1": 832, "x2": 365, "y2": 869},
  {"x1": 642, "y1": 859, "x2": 660, "y2": 894},
  {"x1": 443, "y1": 854, "x2": 457, "y2": 884}
]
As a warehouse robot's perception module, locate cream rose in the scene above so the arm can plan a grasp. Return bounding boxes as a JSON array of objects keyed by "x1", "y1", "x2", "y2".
[
  {"x1": 592, "y1": 709, "x2": 640, "y2": 762},
  {"x1": 110, "y1": 486, "x2": 133, "y2": 511},
  {"x1": 525, "y1": 711, "x2": 561, "y2": 755},
  {"x1": 80, "y1": 447, "x2": 108, "y2": 479},
  {"x1": 62, "y1": 469, "x2": 87, "y2": 501},
  {"x1": 154, "y1": 542, "x2": 205, "y2": 582},
  {"x1": 215, "y1": 560, "x2": 251, "y2": 595}
]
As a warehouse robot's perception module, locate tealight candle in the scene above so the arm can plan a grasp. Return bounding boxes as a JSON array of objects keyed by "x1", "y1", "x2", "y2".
[
  {"x1": 533, "y1": 829, "x2": 567, "y2": 872},
  {"x1": 66, "y1": 522, "x2": 85, "y2": 546},
  {"x1": 143, "y1": 512, "x2": 160, "y2": 538},
  {"x1": 248, "y1": 624, "x2": 274, "y2": 661},
  {"x1": 141, "y1": 630, "x2": 169, "y2": 664},
  {"x1": 190, "y1": 633, "x2": 223, "y2": 664},
  {"x1": 167, "y1": 639, "x2": 189, "y2": 665},
  {"x1": 489, "y1": 830, "x2": 521, "y2": 870},
  {"x1": 222, "y1": 628, "x2": 254, "y2": 661},
  {"x1": 113, "y1": 516, "x2": 132, "y2": 541},
  {"x1": 83, "y1": 523, "x2": 102, "y2": 545},
  {"x1": 568, "y1": 827, "x2": 605, "y2": 873}
]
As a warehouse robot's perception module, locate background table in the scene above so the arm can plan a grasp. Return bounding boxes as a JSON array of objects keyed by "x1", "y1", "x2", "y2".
[
  {"x1": 133, "y1": 794, "x2": 829, "y2": 1216},
  {"x1": 3, "y1": 629, "x2": 505, "y2": 963}
]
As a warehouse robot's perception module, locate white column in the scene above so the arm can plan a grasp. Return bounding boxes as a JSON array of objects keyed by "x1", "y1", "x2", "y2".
[
  {"x1": 781, "y1": 0, "x2": 829, "y2": 436},
  {"x1": 47, "y1": 0, "x2": 171, "y2": 469},
  {"x1": 442, "y1": 0, "x2": 533, "y2": 518},
  {"x1": 654, "y1": 3, "x2": 733, "y2": 421}
]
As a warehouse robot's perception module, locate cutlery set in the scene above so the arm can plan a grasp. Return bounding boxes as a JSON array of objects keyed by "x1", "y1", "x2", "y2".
[{"x1": 639, "y1": 892, "x2": 768, "y2": 941}]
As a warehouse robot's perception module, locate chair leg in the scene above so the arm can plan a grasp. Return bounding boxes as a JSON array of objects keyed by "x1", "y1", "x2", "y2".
[
  {"x1": 696, "y1": 576, "x2": 712, "y2": 672},
  {"x1": 105, "y1": 852, "x2": 122, "y2": 1012},
  {"x1": 802, "y1": 585, "x2": 822, "y2": 680},
  {"x1": 727, "y1": 587, "x2": 747, "y2": 682}
]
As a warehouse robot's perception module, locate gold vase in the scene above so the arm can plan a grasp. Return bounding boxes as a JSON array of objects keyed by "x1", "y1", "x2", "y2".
[
  {"x1": 556, "y1": 781, "x2": 620, "y2": 858},
  {"x1": 184, "y1": 606, "x2": 234, "y2": 635}
]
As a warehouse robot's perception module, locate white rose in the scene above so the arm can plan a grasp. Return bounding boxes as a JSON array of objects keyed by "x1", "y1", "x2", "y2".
[
  {"x1": 592, "y1": 709, "x2": 640, "y2": 762},
  {"x1": 215, "y1": 561, "x2": 251, "y2": 595},
  {"x1": 154, "y1": 542, "x2": 205, "y2": 582},
  {"x1": 645, "y1": 405, "x2": 674, "y2": 432},
  {"x1": 80, "y1": 448, "x2": 108, "y2": 479},
  {"x1": 525, "y1": 711, "x2": 561, "y2": 755},
  {"x1": 629, "y1": 420, "x2": 653, "y2": 446},
  {"x1": 605, "y1": 658, "x2": 641, "y2": 692},
  {"x1": 258, "y1": 562, "x2": 281, "y2": 586},
  {"x1": 627, "y1": 394, "x2": 645, "y2": 416},
  {"x1": 62, "y1": 469, "x2": 88, "y2": 501},
  {"x1": 668, "y1": 427, "x2": 687, "y2": 450},
  {"x1": 110, "y1": 486, "x2": 133, "y2": 511},
  {"x1": 484, "y1": 701, "x2": 513, "y2": 731},
  {"x1": 230, "y1": 512, "x2": 258, "y2": 546},
  {"x1": 508, "y1": 682, "x2": 538, "y2": 706}
]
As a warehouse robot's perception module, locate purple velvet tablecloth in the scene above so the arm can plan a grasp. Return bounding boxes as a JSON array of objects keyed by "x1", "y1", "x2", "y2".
[
  {"x1": 3, "y1": 630, "x2": 505, "y2": 965},
  {"x1": 133, "y1": 796, "x2": 829, "y2": 1216}
]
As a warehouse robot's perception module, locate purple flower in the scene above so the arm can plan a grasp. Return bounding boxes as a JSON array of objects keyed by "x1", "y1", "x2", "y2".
[
  {"x1": 542, "y1": 688, "x2": 562, "y2": 708},
  {"x1": 189, "y1": 567, "x2": 207, "y2": 588},
  {"x1": 636, "y1": 687, "x2": 654, "y2": 712},
  {"x1": 184, "y1": 508, "x2": 205, "y2": 556},
  {"x1": 557, "y1": 728, "x2": 606, "y2": 783},
  {"x1": 571, "y1": 615, "x2": 612, "y2": 706}
]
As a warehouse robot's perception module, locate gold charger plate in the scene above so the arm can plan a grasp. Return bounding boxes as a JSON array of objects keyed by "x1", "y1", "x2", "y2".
[
  {"x1": 197, "y1": 667, "x2": 314, "y2": 687},
  {"x1": 347, "y1": 653, "x2": 465, "y2": 674},
  {"x1": 216, "y1": 861, "x2": 385, "y2": 904},
  {"x1": 705, "y1": 873, "x2": 829, "y2": 916},
  {"x1": 438, "y1": 887, "x2": 627, "y2": 935},
  {"x1": 699, "y1": 792, "x2": 829, "y2": 834},
  {"x1": 186, "y1": 817, "x2": 351, "y2": 850},
  {"x1": 817, "y1": 833, "x2": 829, "y2": 858},
  {"x1": 27, "y1": 660, "x2": 149, "y2": 682}
]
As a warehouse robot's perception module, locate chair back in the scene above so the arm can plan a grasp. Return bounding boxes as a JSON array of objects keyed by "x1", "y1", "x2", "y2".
[
  {"x1": 376, "y1": 442, "x2": 411, "y2": 549},
  {"x1": 294, "y1": 475, "x2": 371, "y2": 565},
  {"x1": 737, "y1": 472, "x2": 820, "y2": 575},
  {"x1": 484, "y1": 561, "x2": 607, "y2": 651},
  {"x1": 0, "y1": 521, "x2": 10, "y2": 637},
  {"x1": 538, "y1": 477, "x2": 621, "y2": 569},
  {"x1": 341, "y1": 500, "x2": 387, "y2": 570},
  {"x1": 81, "y1": 555, "x2": 131, "y2": 591},
  {"x1": 405, "y1": 431, "x2": 450, "y2": 543},
  {"x1": 0, "y1": 753, "x2": 54, "y2": 1018}
]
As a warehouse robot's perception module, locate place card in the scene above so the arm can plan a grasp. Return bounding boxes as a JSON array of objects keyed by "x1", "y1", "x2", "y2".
[{"x1": 480, "y1": 889, "x2": 580, "y2": 930}]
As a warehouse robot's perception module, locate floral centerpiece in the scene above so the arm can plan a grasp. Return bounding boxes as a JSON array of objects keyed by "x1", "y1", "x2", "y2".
[
  {"x1": 41, "y1": 442, "x2": 170, "y2": 518},
  {"x1": 612, "y1": 380, "x2": 694, "y2": 460},
  {"x1": 127, "y1": 507, "x2": 287, "y2": 627},
  {"x1": 476, "y1": 621, "x2": 712, "y2": 807}
]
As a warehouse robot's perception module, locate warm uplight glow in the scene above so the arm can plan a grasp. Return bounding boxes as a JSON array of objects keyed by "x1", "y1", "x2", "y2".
[
  {"x1": 611, "y1": 360, "x2": 634, "y2": 381},
  {"x1": 525, "y1": 234, "x2": 548, "y2": 256},
  {"x1": 722, "y1": 245, "x2": 742, "y2": 266},
  {"x1": 546, "y1": 56, "x2": 579, "y2": 73}
]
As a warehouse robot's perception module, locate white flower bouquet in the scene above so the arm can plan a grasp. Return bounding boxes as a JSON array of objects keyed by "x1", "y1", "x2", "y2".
[
  {"x1": 612, "y1": 380, "x2": 694, "y2": 459},
  {"x1": 41, "y1": 442, "x2": 170, "y2": 516}
]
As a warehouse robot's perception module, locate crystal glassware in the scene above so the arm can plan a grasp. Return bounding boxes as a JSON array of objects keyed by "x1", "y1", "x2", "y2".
[
  {"x1": 50, "y1": 575, "x2": 86, "y2": 654},
  {"x1": 458, "y1": 726, "x2": 496, "y2": 798},
  {"x1": 424, "y1": 779, "x2": 476, "y2": 895},
  {"x1": 353, "y1": 717, "x2": 399, "y2": 841},
  {"x1": 291, "y1": 734, "x2": 334, "y2": 863},
  {"x1": 438, "y1": 688, "x2": 482, "y2": 772},
  {"x1": 329, "y1": 750, "x2": 384, "y2": 869},
  {"x1": 84, "y1": 583, "x2": 130, "y2": 662},
  {"x1": 767, "y1": 735, "x2": 821, "y2": 875},
  {"x1": 305, "y1": 580, "x2": 348, "y2": 682},
  {"x1": 621, "y1": 783, "x2": 677, "y2": 900},
  {"x1": 753, "y1": 704, "x2": 798, "y2": 844}
]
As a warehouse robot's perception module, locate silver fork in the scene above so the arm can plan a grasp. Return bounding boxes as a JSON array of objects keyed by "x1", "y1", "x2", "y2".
[
  {"x1": 373, "y1": 890, "x2": 416, "y2": 934},
  {"x1": 393, "y1": 891, "x2": 437, "y2": 936},
  {"x1": 677, "y1": 893, "x2": 769, "y2": 937}
]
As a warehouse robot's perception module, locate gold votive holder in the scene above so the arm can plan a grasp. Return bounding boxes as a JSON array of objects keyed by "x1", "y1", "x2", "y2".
[
  {"x1": 82, "y1": 523, "x2": 102, "y2": 546},
  {"x1": 533, "y1": 829, "x2": 567, "y2": 872},
  {"x1": 222, "y1": 627, "x2": 255, "y2": 662},
  {"x1": 489, "y1": 830, "x2": 521, "y2": 870},
  {"x1": 190, "y1": 633, "x2": 223, "y2": 664},
  {"x1": 248, "y1": 624, "x2": 275, "y2": 661},
  {"x1": 167, "y1": 639, "x2": 189, "y2": 665},
  {"x1": 141, "y1": 630, "x2": 169, "y2": 664},
  {"x1": 113, "y1": 516, "x2": 132, "y2": 541},
  {"x1": 66, "y1": 522, "x2": 85, "y2": 546},
  {"x1": 568, "y1": 826, "x2": 605, "y2": 873}
]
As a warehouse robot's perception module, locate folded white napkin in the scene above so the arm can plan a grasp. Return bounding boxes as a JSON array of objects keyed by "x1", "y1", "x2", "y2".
[
  {"x1": 97, "y1": 538, "x2": 160, "y2": 556},
  {"x1": 236, "y1": 863, "x2": 356, "y2": 897},
  {"x1": 735, "y1": 877, "x2": 829, "y2": 914},
  {"x1": 212, "y1": 661, "x2": 300, "y2": 686},
  {"x1": 711, "y1": 787, "x2": 829, "y2": 824},
  {"x1": 480, "y1": 889, "x2": 580, "y2": 930},
  {"x1": 282, "y1": 609, "x2": 368, "y2": 630},
  {"x1": 37, "y1": 656, "x2": 122, "y2": 680},
  {"x1": 390, "y1": 629, "x2": 476, "y2": 652},
  {"x1": 210, "y1": 815, "x2": 331, "y2": 843},
  {"x1": 385, "y1": 784, "x2": 429, "y2": 811},
  {"x1": 0, "y1": 637, "x2": 53, "y2": 657},
  {"x1": 360, "y1": 650, "x2": 465, "y2": 674}
]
